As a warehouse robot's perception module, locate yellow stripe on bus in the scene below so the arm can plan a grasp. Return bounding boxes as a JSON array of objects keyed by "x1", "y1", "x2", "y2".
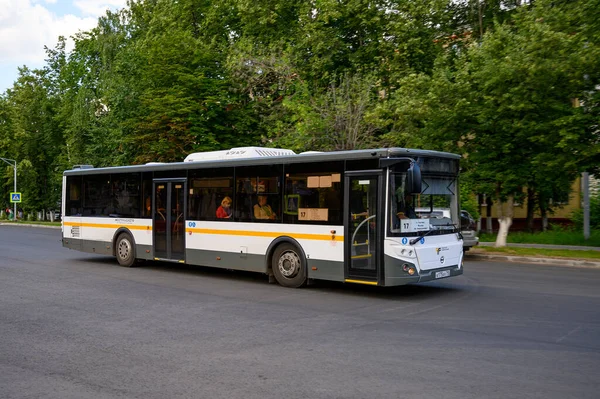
[
  {"x1": 63, "y1": 222, "x2": 151, "y2": 230},
  {"x1": 345, "y1": 279, "x2": 378, "y2": 286},
  {"x1": 62, "y1": 222, "x2": 342, "y2": 241},
  {"x1": 187, "y1": 228, "x2": 343, "y2": 242}
]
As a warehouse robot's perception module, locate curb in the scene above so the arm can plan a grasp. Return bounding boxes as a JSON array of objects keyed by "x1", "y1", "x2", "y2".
[
  {"x1": 0, "y1": 222, "x2": 61, "y2": 229},
  {"x1": 465, "y1": 253, "x2": 600, "y2": 269},
  {"x1": 479, "y1": 242, "x2": 600, "y2": 252}
]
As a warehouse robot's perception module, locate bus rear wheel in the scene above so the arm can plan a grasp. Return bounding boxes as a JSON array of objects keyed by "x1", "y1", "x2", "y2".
[
  {"x1": 116, "y1": 232, "x2": 136, "y2": 267},
  {"x1": 272, "y1": 243, "x2": 306, "y2": 288}
]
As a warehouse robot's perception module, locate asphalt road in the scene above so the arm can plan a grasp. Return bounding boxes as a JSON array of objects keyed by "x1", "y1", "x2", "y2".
[{"x1": 1, "y1": 225, "x2": 599, "y2": 399}]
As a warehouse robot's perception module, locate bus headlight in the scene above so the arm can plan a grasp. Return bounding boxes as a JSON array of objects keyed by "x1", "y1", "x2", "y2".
[{"x1": 402, "y1": 264, "x2": 417, "y2": 275}]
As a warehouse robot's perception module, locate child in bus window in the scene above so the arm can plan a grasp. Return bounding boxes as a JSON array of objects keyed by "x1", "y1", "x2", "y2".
[{"x1": 216, "y1": 196, "x2": 232, "y2": 219}]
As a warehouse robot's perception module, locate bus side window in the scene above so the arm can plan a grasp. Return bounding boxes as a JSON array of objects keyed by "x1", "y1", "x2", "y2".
[
  {"x1": 82, "y1": 175, "x2": 111, "y2": 217},
  {"x1": 111, "y1": 173, "x2": 141, "y2": 217},
  {"x1": 66, "y1": 176, "x2": 82, "y2": 216},
  {"x1": 189, "y1": 172, "x2": 233, "y2": 221},
  {"x1": 235, "y1": 165, "x2": 282, "y2": 223},
  {"x1": 283, "y1": 164, "x2": 343, "y2": 225},
  {"x1": 235, "y1": 179, "x2": 255, "y2": 221},
  {"x1": 197, "y1": 189, "x2": 215, "y2": 219}
]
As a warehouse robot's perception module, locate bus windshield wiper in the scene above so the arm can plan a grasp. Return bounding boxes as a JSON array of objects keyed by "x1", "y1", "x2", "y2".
[{"x1": 409, "y1": 228, "x2": 438, "y2": 245}]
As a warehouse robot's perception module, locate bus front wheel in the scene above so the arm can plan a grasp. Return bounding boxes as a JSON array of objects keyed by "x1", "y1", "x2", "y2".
[
  {"x1": 272, "y1": 243, "x2": 307, "y2": 288},
  {"x1": 116, "y1": 233, "x2": 136, "y2": 267}
]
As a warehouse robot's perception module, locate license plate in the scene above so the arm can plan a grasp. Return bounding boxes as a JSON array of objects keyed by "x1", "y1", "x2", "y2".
[{"x1": 435, "y1": 270, "x2": 451, "y2": 279}]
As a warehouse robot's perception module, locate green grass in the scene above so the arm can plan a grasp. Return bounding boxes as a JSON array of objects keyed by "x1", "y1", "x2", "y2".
[
  {"x1": 479, "y1": 230, "x2": 600, "y2": 247},
  {"x1": 473, "y1": 246, "x2": 600, "y2": 260}
]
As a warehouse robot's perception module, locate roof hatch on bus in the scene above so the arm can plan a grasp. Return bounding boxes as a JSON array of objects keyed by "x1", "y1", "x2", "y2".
[{"x1": 184, "y1": 147, "x2": 296, "y2": 162}]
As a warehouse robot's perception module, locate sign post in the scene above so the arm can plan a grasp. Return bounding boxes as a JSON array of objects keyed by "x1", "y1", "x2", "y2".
[
  {"x1": 9, "y1": 192, "x2": 21, "y2": 220},
  {"x1": 1, "y1": 157, "x2": 17, "y2": 220}
]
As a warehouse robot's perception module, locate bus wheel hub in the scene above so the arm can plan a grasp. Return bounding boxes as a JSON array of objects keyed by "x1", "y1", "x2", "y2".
[
  {"x1": 118, "y1": 240, "x2": 130, "y2": 259},
  {"x1": 278, "y1": 251, "x2": 300, "y2": 278}
]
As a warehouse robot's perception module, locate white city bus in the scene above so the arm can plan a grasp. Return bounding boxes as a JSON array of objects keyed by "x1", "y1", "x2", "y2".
[{"x1": 62, "y1": 147, "x2": 464, "y2": 287}]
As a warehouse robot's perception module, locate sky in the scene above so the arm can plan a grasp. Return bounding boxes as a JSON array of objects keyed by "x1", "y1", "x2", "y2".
[{"x1": 0, "y1": 0, "x2": 128, "y2": 94}]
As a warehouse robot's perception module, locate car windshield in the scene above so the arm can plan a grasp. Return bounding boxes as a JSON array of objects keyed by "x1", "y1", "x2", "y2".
[{"x1": 389, "y1": 172, "x2": 459, "y2": 236}]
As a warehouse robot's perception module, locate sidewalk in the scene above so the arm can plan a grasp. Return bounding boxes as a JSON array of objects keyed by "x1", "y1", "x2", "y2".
[{"x1": 467, "y1": 242, "x2": 600, "y2": 268}]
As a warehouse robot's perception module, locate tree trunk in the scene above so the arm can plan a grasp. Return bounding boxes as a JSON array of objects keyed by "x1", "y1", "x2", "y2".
[
  {"x1": 486, "y1": 196, "x2": 493, "y2": 234},
  {"x1": 495, "y1": 195, "x2": 514, "y2": 247},
  {"x1": 477, "y1": 0, "x2": 484, "y2": 39},
  {"x1": 477, "y1": 194, "x2": 483, "y2": 233},
  {"x1": 526, "y1": 188, "x2": 535, "y2": 232},
  {"x1": 539, "y1": 201, "x2": 548, "y2": 232}
]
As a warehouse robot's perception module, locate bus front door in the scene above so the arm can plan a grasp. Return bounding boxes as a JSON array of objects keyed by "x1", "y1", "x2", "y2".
[
  {"x1": 344, "y1": 172, "x2": 383, "y2": 284},
  {"x1": 153, "y1": 179, "x2": 186, "y2": 262}
]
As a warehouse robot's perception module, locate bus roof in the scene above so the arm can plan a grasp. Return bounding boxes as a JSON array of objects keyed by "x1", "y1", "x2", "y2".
[{"x1": 63, "y1": 147, "x2": 460, "y2": 176}]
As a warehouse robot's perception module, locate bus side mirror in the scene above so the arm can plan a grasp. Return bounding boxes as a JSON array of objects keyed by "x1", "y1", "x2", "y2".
[{"x1": 406, "y1": 163, "x2": 422, "y2": 194}]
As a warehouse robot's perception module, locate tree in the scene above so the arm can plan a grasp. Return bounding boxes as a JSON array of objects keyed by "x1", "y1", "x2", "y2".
[
  {"x1": 4, "y1": 67, "x2": 63, "y2": 212},
  {"x1": 272, "y1": 73, "x2": 380, "y2": 151},
  {"x1": 382, "y1": 1, "x2": 599, "y2": 244}
]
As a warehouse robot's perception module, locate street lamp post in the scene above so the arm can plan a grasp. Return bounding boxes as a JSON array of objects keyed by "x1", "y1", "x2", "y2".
[{"x1": 0, "y1": 157, "x2": 17, "y2": 220}]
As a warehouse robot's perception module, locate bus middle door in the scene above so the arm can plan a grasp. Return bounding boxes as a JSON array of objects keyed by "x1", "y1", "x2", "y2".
[{"x1": 153, "y1": 179, "x2": 186, "y2": 262}]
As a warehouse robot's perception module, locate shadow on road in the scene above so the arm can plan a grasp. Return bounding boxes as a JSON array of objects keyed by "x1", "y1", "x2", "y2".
[{"x1": 73, "y1": 255, "x2": 467, "y2": 299}]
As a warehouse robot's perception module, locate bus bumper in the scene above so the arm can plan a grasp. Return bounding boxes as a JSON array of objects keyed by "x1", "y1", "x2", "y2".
[{"x1": 384, "y1": 255, "x2": 463, "y2": 286}]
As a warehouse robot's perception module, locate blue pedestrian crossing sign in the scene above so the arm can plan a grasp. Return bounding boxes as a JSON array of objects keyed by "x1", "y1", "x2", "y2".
[{"x1": 10, "y1": 192, "x2": 21, "y2": 203}]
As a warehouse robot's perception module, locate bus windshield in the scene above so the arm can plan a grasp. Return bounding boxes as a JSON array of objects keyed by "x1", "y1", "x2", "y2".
[{"x1": 389, "y1": 172, "x2": 459, "y2": 236}]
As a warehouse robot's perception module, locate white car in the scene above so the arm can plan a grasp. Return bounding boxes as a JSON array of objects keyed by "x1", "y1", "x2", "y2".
[
  {"x1": 414, "y1": 208, "x2": 479, "y2": 250},
  {"x1": 460, "y1": 210, "x2": 479, "y2": 251}
]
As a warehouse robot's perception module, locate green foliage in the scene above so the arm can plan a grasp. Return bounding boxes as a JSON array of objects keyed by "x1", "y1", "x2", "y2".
[
  {"x1": 479, "y1": 228, "x2": 600, "y2": 247},
  {"x1": 459, "y1": 177, "x2": 480, "y2": 220},
  {"x1": 272, "y1": 73, "x2": 381, "y2": 151},
  {"x1": 0, "y1": 0, "x2": 598, "y2": 219},
  {"x1": 3, "y1": 67, "x2": 62, "y2": 211},
  {"x1": 462, "y1": 12, "x2": 589, "y2": 200},
  {"x1": 386, "y1": 0, "x2": 599, "y2": 222},
  {"x1": 571, "y1": 192, "x2": 600, "y2": 231}
]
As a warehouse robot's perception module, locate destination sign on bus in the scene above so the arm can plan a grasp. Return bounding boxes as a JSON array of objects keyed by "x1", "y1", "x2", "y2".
[{"x1": 400, "y1": 219, "x2": 430, "y2": 233}]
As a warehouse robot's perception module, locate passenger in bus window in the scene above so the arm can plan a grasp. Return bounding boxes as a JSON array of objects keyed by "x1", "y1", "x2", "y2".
[
  {"x1": 254, "y1": 195, "x2": 276, "y2": 220},
  {"x1": 397, "y1": 193, "x2": 417, "y2": 219},
  {"x1": 216, "y1": 196, "x2": 232, "y2": 219},
  {"x1": 145, "y1": 196, "x2": 152, "y2": 216},
  {"x1": 350, "y1": 190, "x2": 369, "y2": 219}
]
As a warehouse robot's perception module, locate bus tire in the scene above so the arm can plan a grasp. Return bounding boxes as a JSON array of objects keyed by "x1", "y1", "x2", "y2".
[
  {"x1": 116, "y1": 232, "x2": 136, "y2": 267},
  {"x1": 272, "y1": 243, "x2": 306, "y2": 288}
]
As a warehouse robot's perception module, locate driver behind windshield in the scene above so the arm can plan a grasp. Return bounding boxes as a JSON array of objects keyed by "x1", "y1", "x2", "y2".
[{"x1": 397, "y1": 192, "x2": 417, "y2": 220}]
